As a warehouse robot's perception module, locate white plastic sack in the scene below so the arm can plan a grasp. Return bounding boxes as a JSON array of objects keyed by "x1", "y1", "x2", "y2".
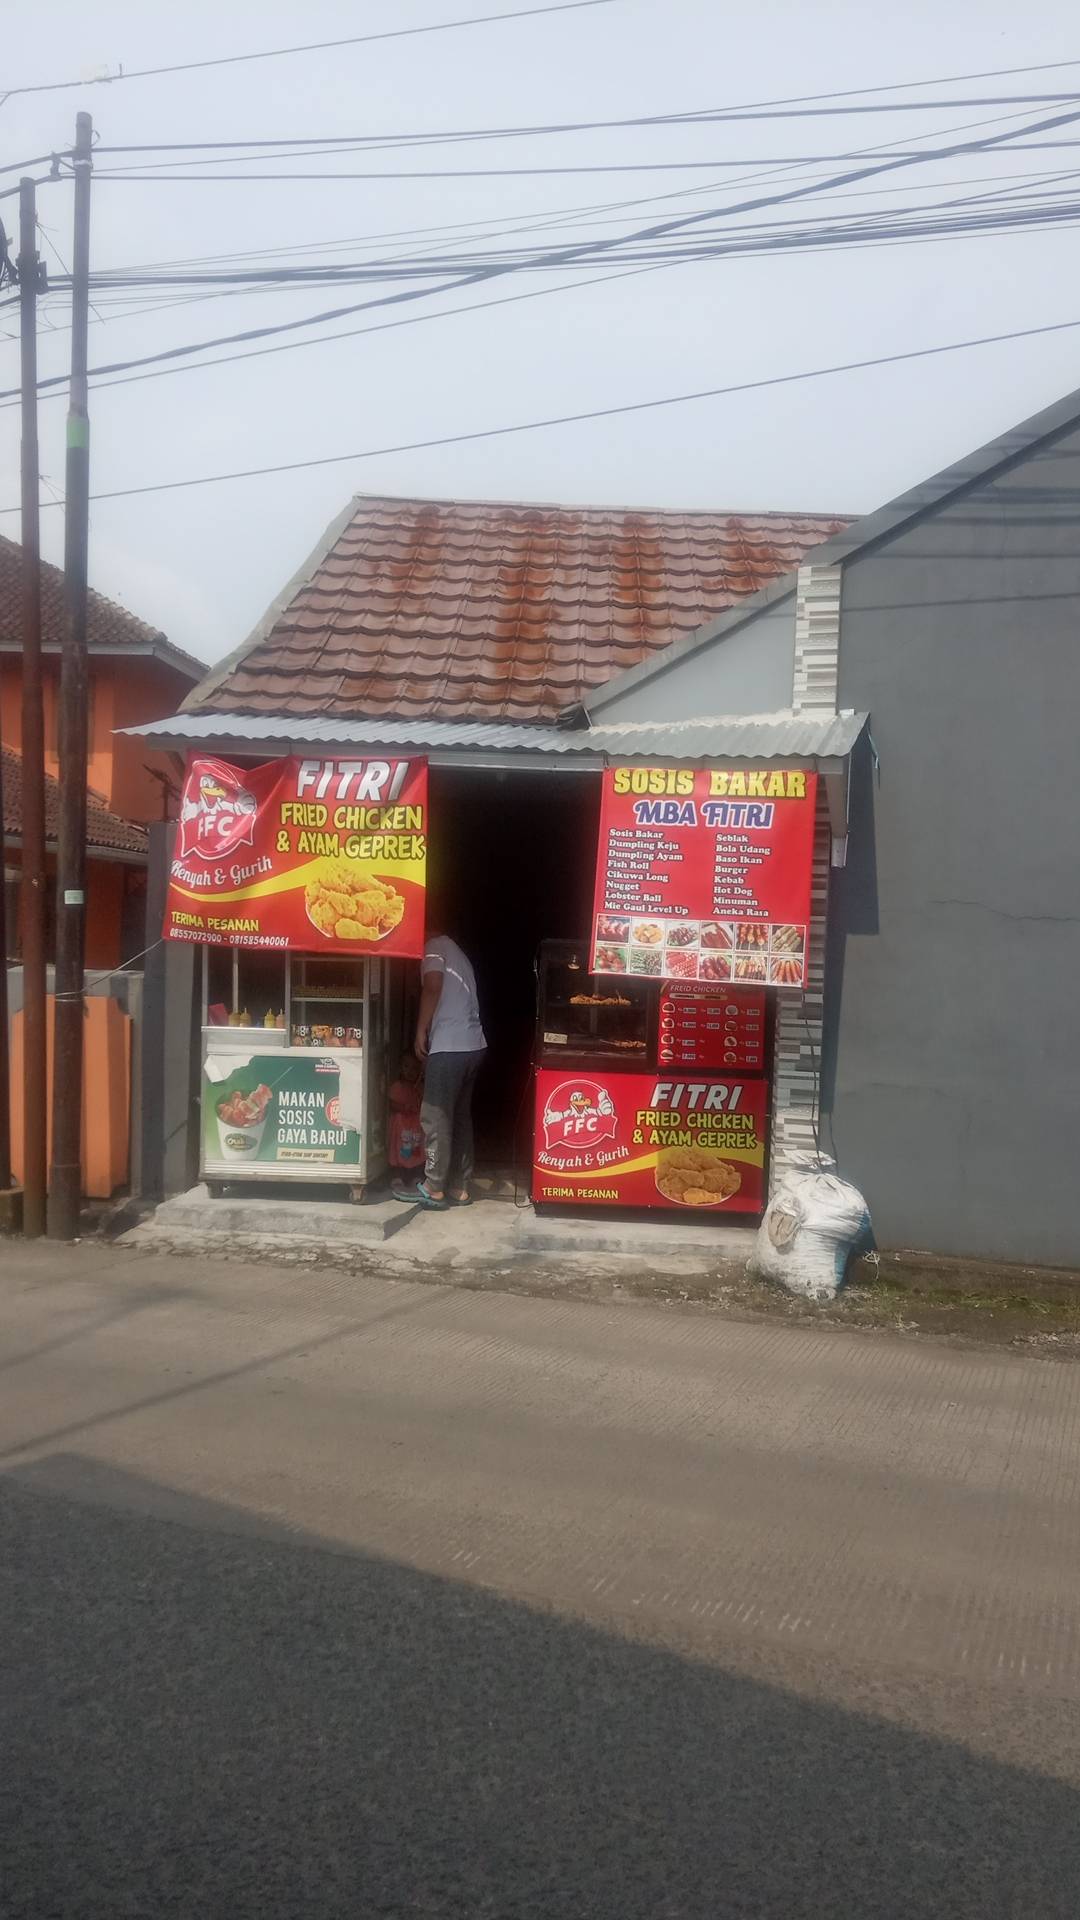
[{"x1": 749, "y1": 1154, "x2": 872, "y2": 1302}]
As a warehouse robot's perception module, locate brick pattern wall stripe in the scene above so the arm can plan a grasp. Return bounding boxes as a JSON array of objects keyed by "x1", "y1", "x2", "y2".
[
  {"x1": 772, "y1": 562, "x2": 843, "y2": 1185},
  {"x1": 771, "y1": 791, "x2": 831, "y2": 1175},
  {"x1": 792, "y1": 562, "x2": 843, "y2": 715}
]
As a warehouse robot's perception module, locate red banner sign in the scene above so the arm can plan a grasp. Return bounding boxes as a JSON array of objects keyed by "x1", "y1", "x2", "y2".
[
  {"x1": 533, "y1": 1067, "x2": 768, "y2": 1214},
  {"x1": 590, "y1": 765, "x2": 816, "y2": 987},
  {"x1": 164, "y1": 754, "x2": 427, "y2": 954}
]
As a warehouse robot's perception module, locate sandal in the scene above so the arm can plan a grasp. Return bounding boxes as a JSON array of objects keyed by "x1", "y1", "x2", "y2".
[
  {"x1": 413, "y1": 1181, "x2": 449, "y2": 1211},
  {"x1": 447, "y1": 1191, "x2": 473, "y2": 1207}
]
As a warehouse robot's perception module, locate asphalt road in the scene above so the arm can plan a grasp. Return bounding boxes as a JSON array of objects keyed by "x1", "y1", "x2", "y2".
[{"x1": 2, "y1": 1242, "x2": 1080, "y2": 1918}]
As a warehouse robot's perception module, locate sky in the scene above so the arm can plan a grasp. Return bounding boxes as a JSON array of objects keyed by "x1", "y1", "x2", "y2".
[{"x1": 2, "y1": 0, "x2": 1080, "y2": 667}]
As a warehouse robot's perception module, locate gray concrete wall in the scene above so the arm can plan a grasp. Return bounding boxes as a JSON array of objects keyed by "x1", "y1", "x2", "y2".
[
  {"x1": 830, "y1": 419, "x2": 1080, "y2": 1265},
  {"x1": 595, "y1": 592, "x2": 796, "y2": 722}
]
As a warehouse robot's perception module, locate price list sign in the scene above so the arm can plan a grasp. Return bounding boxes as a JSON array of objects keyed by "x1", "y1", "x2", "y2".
[
  {"x1": 590, "y1": 765, "x2": 817, "y2": 988},
  {"x1": 659, "y1": 983, "x2": 766, "y2": 1070}
]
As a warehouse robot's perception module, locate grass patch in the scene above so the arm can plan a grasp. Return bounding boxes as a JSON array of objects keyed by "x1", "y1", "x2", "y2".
[{"x1": 850, "y1": 1281, "x2": 1080, "y2": 1315}]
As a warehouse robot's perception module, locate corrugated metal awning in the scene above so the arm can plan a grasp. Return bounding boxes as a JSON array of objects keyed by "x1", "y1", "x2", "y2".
[
  {"x1": 125, "y1": 709, "x2": 868, "y2": 768},
  {"x1": 583, "y1": 712, "x2": 868, "y2": 761}
]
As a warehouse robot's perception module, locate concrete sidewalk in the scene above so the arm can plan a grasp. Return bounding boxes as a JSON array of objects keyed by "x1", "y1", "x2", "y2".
[{"x1": 128, "y1": 1182, "x2": 759, "y2": 1277}]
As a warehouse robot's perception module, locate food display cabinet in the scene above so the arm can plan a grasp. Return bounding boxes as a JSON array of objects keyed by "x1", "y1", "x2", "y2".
[
  {"x1": 532, "y1": 937, "x2": 772, "y2": 1218},
  {"x1": 534, "y1": 938, "x2": 653, "y2": 1068},
  {"x1": 199, "y1": 947, "x2": 394, "y2": 1194}
]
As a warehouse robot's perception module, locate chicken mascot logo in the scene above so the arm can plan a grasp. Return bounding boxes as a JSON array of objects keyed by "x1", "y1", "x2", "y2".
[
  {"x1": 541, "y1": 1079, "x2": 618, "y2": 1153},
  {"x1": 178, "y1": 759, "x2": 259, "y2": 861}
]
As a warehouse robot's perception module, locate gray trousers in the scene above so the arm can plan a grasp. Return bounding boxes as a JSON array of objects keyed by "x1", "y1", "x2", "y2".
[{"x1": 421, "y1": 1048, "x2": 486, "y2": 1190}]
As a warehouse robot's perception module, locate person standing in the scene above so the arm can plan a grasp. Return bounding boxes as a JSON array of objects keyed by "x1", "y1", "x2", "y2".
[{"x1": 407, "y1": 929, "x2": 486, "y2": 1209}]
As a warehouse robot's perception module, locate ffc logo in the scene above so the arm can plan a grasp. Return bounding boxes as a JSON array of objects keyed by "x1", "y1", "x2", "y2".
[
  {"x1": 541, "y1": 1079, "x2": 617, "y2": 1153},
  {"x1": 178, "y1": 760, "x2": 259, "y2": 861}
]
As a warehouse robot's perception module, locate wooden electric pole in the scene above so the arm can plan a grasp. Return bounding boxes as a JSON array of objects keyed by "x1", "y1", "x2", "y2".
[
  {"x1": 0, "y1": 238, "x2": 7, "y2": 1197},
  {"x1": 0, "y1": 736, "x2": 7, "y2": 1198},
  {"x1": 0, "y1": 210, "x2": 12, "y2": 1198},
  {"x1": 19, "y1": 176, "x2": 47, "y2": 1237},
  {"x1": 48, "y1": 111, "x2": 92, "y2": 1240},
  {"x1": 0, "y1": 769, "x2": 6, "y2": 1196}
]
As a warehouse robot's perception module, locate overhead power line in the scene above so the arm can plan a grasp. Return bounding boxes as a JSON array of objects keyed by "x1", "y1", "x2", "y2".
[
  {"x1": 17, "y1": 45, "x2": 1080, "y2": 118},
  {"x1": 9, "y1": 98, "x2": 1076, "y2": 364},
  {"x1": 16, "y1": 156, "x2": 1074, "y2": 356},
  {"x1": 0, "y1": 176, "x2": 53, "y2": 204},
  {"x1": 27, "y1": 136, "x2": 1071, "y2": 333},
  {"x1": 0, "y1": 151, "x2": 72, "y2": 178},
  {"x1": 90, "y1": 150, "x2": 1080, "y2": 182},
  {"x1": 15, "y1": 191, "x2": 1077, "y2": 403},
  {"x1": 76, "y1": 160, "x2": 1080, "y2": 273},
  {"x1": 36, "y1": 218, "x2": 105, "y2": 326},
  {"x1": 75, "y1": 182, "x2": 1080, "y2": 288},
  {"x1": 63, "y1": 91, "x2": 1080, "y2": 288},
  {"x1": 12, "y1": 200, "x2": 1076, "y2": 412},
  {"x1": 13, "y1": 97, "x2": 1080, "y2": 402},
  {"x1": 23, "y1": 91, "x2": 1065, "y2": 308},
  {"x1": 85, "y1": 90, "x2": 1080, "y2": 164},
  {"x1": 4, "y1": 315, "x2": 1078, "y2": 515},
  {"x1": 86, "y1": 157, "x2": 978, "y2": 182},
  {"x1": 0, "y1": 1, "x2": 617, "y2": 101},
  {"x1": 22, "y1": 115, "x2": 1068, "y2": 345},
  {"x1": 766, "y1": 55, "x2": 1080, "y2": 92},
  {"x1": 0, "y1": 259, "x2": 677, "y2": 409}
]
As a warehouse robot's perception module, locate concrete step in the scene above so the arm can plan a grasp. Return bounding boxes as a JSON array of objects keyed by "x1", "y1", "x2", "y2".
[
  {"x1": 153, "y1": 1185, "x2": 416, "y2": 1243},
  {"x1": 517, "y1": 1210, "x2": 756, "y2": 1261}
]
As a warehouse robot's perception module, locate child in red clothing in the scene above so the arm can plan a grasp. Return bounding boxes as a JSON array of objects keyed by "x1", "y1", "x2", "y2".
[{"x1": 388, "y1": 1051, "x2": 424, "y2": 1193}]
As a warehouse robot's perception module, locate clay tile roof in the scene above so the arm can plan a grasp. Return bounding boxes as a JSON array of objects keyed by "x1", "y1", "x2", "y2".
[
  {"x1": 0, "y1": 534, "x2": 204, "y2": 678},
  {"x1": 0, "y1": 533, "x2": 165, "y2": 651},
  {"x1": 1, "y1": 744, "x2": 148, "y2": 857},
  {"x1": 187, "y1": 494, "x2": 851, "y2": 725}
]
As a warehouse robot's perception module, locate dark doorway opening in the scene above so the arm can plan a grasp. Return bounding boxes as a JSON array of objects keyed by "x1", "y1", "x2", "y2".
[{"x1": 427, "y1": 767, "x2": 599, "y2": 1166}]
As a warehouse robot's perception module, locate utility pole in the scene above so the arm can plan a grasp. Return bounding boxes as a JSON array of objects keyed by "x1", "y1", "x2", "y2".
[
  {"x1": 48, "y1": 111, "x2": 92, "y2": 1240},
  {"x1": 0, "y1": 216, "x2": 11, "y2": 1198},
  {"x1": 0, "y1": 758, "x2": 6, "y2": 1197},
  {"x1": 19, "y1": 177, "x2": 47, "y2": 1237},
  {"x1": 0, "y1": 730, "x2": 7, "y2": 1199},
  {"x1": 0, "y1": 486, "x2": 6, "y2": 1194}
]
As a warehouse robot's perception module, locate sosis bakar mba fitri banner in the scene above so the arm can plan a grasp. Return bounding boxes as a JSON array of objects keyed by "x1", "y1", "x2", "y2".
[
  {"x1": 591, "y1": 765, "x2": 817, "y2": 988},
  {"x1": 164, "y1": 755, "x2": 427, "y2": 955}
]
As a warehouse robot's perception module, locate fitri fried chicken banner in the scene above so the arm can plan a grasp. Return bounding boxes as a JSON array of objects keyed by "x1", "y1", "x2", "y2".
[
  {"x1": 164, "y1": 754, "x2": 427, "y2": 954},
  {"x1": 533, "y1": 1069, "x2": 768, "y2": 1214}
]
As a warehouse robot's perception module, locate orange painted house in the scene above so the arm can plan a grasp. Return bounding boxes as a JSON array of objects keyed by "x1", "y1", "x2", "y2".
[{"x1": 0, "y1": 534, "x2": 203, "y2": 967}]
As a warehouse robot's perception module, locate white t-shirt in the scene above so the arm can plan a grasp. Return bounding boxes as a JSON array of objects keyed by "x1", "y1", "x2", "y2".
[{"x1": 423, "y1": 935, "x2": 486, "y2": 1054}]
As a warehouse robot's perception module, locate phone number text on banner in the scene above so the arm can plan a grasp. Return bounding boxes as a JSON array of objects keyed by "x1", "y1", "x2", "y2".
[
  {"x1": 591, "y1": 764, "x2": 817, "y2": 988},
  {"x1": 164, "y1": 754, "x2": 427, "y2": 955}
]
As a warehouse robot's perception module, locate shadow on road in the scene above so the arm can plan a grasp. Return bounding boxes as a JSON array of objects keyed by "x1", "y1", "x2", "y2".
[
  {"x1": 0, "y1": 1287, "x2": 435, "y2": 1464},
  {"x1": 2, "y1": 1453, "x2": 1078, "y2": 1918},
  {"x1": 0, "y1": 1284, "x2": 195, "y2": 1380}
]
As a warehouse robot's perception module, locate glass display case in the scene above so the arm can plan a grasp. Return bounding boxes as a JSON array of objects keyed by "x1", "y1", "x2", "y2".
[
  {"x1": 203, "y1": 946, "x2": 287, "y2": 1034},
  {"x1": 289, "y1": 954, "x2": 366, "y2": 1048},
  {"x1": 534, "y1": 938, "x2": 653, "y2": 1067},
  {"x1": 198, "y1": 947, "x2": 392, "y2": 1194}
]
